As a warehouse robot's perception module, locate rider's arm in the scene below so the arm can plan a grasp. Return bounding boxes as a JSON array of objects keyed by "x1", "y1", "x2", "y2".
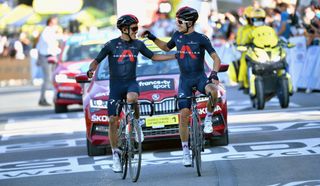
[
  {"x1": 88, "y1": 59, "x2": 99, "y2": 71},
  {"x1": 152, "y1": 54, "x2": 176, "y2": 61},
  {"x1": 201, "y1": 34, "x2": 221, "y2": 72},
  {"x1": 143, "y1": 31, "x2": 176, "y2": 51},
  {"x1": 139, "y1": 41, "x2": 176, "y2": 61},
  {"x1": 236, "y1": 26, "x2": 244, "y2": 45},
  {"x1": 87, "y1": 41, "x2": 111, "y2": 77},
  {"x1": 153, "y1": 39, "x2": 171, "y2": 52},
  {"x1": 210, "y1": 52, "x2": 221, "y2": 72}
]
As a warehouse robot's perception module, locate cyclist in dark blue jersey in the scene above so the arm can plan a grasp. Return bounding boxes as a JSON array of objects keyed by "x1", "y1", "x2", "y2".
[
  {"x1": 142, "y1": 7, "x2": 222, "y2": 167},
  {"x1": 87, "y1": 14, "x2": 176, "y2": 173}
]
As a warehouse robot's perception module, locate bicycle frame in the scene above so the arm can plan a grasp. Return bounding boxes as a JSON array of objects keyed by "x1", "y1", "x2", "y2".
[
  {"x1": 116, "y1": 100, "x2": 153, "y2": 182},
  {"x1": 175, "y1": 87, "x2": 212, "y2": 176}
]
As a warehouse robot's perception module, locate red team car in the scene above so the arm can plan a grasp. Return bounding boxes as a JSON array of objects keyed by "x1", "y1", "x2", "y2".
[
  {"x1": 53, "y1": 33, "x2": 108, "y2": 113},
  {"x1": 76, "y1": 40, "x2": 229, "y2": 156}
]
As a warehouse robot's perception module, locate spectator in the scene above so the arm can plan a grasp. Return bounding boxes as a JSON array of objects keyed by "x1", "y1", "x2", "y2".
[
  {"x1": 19, "y1": 32, "x2": 31, "y2": 57},
  {"x1": 36, "y1": 16, "x2": 61, "y2": 106},
  {"x1": 306, "y1": 1, "x2": 320, "y2": 46},
  {"x1": 276, "y1": 2, "x2": 291, "y2": 40}
]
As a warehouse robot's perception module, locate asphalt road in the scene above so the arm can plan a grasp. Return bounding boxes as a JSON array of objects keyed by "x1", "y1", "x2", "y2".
[{"x1": 0, "y1": 86, "x2": 319, "y2": 186}]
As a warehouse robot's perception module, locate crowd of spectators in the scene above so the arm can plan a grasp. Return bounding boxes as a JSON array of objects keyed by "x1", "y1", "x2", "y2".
[{"x1": 0, "y1": 0, "x2": 319, "y2": 91}]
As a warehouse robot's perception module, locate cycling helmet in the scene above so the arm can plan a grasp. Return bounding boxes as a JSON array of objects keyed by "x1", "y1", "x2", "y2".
[
  {"x1": 117, "y1": 14, "x2": 139, "y2": 29},
  {"x1": 243, "y1": 6, "x2": 254, "y2": 18},
  {"x1": 176, "y1": 6, "x2": 199, "y2": 23}
]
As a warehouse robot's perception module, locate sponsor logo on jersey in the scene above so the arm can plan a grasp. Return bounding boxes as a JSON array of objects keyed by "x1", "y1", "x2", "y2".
[{"x1": 178, "y1": 45, "x2": 199, "y2": 59}]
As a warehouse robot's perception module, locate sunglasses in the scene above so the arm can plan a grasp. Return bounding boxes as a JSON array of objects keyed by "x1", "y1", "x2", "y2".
[
  {"x1": 177, "y1": 19, "x2": 189, "y2": 25},
  {"x1": 130, "y1": 26, "x2": 138, "y2": 32}
]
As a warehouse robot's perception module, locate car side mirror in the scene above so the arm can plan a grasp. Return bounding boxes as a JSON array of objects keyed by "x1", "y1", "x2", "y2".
[
  {"x1": 75, "y1": 74, "x2": 91, "y2": 83},
  {"x1": 219, "y1": 64, "x2": 229, "y2": 72},
  {"x1": 236, "y1": 45, "x2": 247, "y2": 52}
]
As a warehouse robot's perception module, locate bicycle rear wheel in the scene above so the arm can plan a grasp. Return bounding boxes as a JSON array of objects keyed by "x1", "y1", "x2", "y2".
[
  {"x1": 193, "y1": 115, "x2": 202, "y2": 176},
  {"x1": 128, "y1": 120, "x2": 142, "y2": 182}
]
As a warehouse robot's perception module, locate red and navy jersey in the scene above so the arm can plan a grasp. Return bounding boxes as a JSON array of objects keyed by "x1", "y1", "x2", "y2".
[
  {"x1": 95, "y1": 37, "x2": 154, "y2": 80},
  {"x1": 167, "y1": 31, "x2": 216, "y2": 78}
]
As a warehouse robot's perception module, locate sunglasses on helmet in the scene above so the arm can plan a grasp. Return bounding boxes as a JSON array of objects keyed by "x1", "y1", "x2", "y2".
[{"x1": 130, "y1": 26, "x2": 138, "y2": 32}]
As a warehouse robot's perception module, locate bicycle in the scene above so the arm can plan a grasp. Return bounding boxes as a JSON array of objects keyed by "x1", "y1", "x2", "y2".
[
  {"x1": 175, "y1": 87, "x2": 214, "y2": 176},
  {"x1": 116, "y1": 100, "x2": 153, "y2": 182}
]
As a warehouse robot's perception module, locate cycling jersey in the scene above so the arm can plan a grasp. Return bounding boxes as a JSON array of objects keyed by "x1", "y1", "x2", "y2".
[
  {"x1": 95, "y1": 37, "x2": 154, "y2": 80},
  {"x1": 167, "y1": 31, "x2": 216, "y2": 78}
]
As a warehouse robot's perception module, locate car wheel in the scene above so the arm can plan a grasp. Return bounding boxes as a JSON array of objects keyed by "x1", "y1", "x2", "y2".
[
  {"x1": 208, "y1": 129, "x2": 229, "y2": 146},
  {"x1": 54, "y1": 104, "x2": 68, "y2": 113},
  {"x1": 87, "y1": 139, "x2": 106, "y2": 156}
]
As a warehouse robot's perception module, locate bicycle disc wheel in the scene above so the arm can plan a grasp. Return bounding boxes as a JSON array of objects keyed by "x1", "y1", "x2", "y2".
[{"x1": 129, "y1": 122, "x2": 142, "y2": 182}]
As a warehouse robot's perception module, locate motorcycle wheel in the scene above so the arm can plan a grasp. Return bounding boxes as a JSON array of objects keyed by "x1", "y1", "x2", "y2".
[
  {"x1": 277, "y1": 76, "x2": 289, "y2": 108},
  {"x1": 255, "y1": 78, "x2": 265, "y2": 110}
]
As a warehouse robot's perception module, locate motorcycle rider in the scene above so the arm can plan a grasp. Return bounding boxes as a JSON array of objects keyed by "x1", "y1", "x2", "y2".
[
  {"x1": 141, "y1": 6, "x2": 222, "y2": 167},
  {"x1": 238, "y1": 8, "x2": 267, "y2": 91},
  {"x1": 87, "y1": 14, "x2": 176, "y2": 173},
  {"x1": 236, "y1": 6, "x2": 254, "y2": 90}
]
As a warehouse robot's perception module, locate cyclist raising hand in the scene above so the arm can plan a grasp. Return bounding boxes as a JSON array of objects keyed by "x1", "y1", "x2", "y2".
[
  {"x1": 87, "y1": 14, "x2": 175, "y2": 173},
  {"x1": 142, "y1": 7, "x2": 222, "y2": 167}
]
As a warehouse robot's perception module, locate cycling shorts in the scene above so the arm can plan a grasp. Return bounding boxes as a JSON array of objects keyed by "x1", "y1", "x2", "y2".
[
  {"x1": 108, "y1": 79, "x2": 139, "y2": 116},
  {"x1": 178, "y1": 73, "x2": 208, "y2": 109}
]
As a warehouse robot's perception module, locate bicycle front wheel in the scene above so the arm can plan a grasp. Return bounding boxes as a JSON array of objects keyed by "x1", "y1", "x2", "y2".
[
  {"x1": 118, "y1": 119, "x2": 128, "y2": 179},
  {"x1": 192, "y1": 115, "x2": 202, "y2": 176},
  {"x1": 120, "y1": 146, "x2": 128, "y2": 179},
  {"x1": 128, "y1": 121, "x2": 142, "y2": 182}
]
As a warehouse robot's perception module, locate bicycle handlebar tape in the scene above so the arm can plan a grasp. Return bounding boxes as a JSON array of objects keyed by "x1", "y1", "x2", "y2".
[
  {"x1": 145, "y1": 31, "x2": 157, "y2": 41},
  {"x1": 208, "y1": 71, "x2": 219, "y2": 81}
]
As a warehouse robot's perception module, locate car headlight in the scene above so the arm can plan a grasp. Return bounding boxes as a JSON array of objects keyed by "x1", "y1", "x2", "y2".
[
  {"x1": 90, "y1": 99, "x2": 108, "y2": 109},
  {"x1": 55, "y1": 74, "x2": 76, "y2": 83}
]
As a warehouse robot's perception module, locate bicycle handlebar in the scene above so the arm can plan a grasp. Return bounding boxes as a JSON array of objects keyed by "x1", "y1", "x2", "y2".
[
  {"x1": 174, "y1": 94, "x2": 212, "y2": 111},
  {"x1": 116, "y1": 100, "x2": 154, "y2": 117}
]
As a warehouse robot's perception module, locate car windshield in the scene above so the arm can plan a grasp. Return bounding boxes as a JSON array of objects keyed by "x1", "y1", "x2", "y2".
[
  {"x1": 96, "y1": 51, "x2": 210, "y2": 81},
  {"x1": 61, "y1": 43, "x2": 103, "y2": 62}
]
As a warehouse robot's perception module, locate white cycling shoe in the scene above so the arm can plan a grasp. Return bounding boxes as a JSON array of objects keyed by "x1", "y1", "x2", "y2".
[
  {"x1": 112, "y1": 156, "x2": 122, "y2": 173},
  {"x1": 183, "y1": 154, "x2": 192, "y2": 167},
  {"x1": 203, "y1": 114, "x2": 213, "y2": 134}
]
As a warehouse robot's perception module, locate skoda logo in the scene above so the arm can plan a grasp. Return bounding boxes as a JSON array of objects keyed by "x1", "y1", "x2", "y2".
[{"x1": 152, "y1": 94, "x2": 160, "y2": 101}]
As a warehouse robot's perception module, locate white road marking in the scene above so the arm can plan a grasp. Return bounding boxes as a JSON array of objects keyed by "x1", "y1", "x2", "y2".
[
  {"x1": 227, "y1": 98, "x2": 300, "y2": 112},
  {"x1": 0, "y1": 118, "x2": 85, "y2": 141},
  {"x1": 0, "y1": 138, "x2": 319, "y2": 180}
]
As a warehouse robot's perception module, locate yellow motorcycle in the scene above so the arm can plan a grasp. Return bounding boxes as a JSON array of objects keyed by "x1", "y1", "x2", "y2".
[{"x1": 237, "y1": 25, "x2": 294, "y2": 110}]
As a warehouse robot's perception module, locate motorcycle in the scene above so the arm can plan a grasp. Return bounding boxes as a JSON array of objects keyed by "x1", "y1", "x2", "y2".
[{"x1": 237, "y1": 25, "x2": 294, "y2": 110}]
